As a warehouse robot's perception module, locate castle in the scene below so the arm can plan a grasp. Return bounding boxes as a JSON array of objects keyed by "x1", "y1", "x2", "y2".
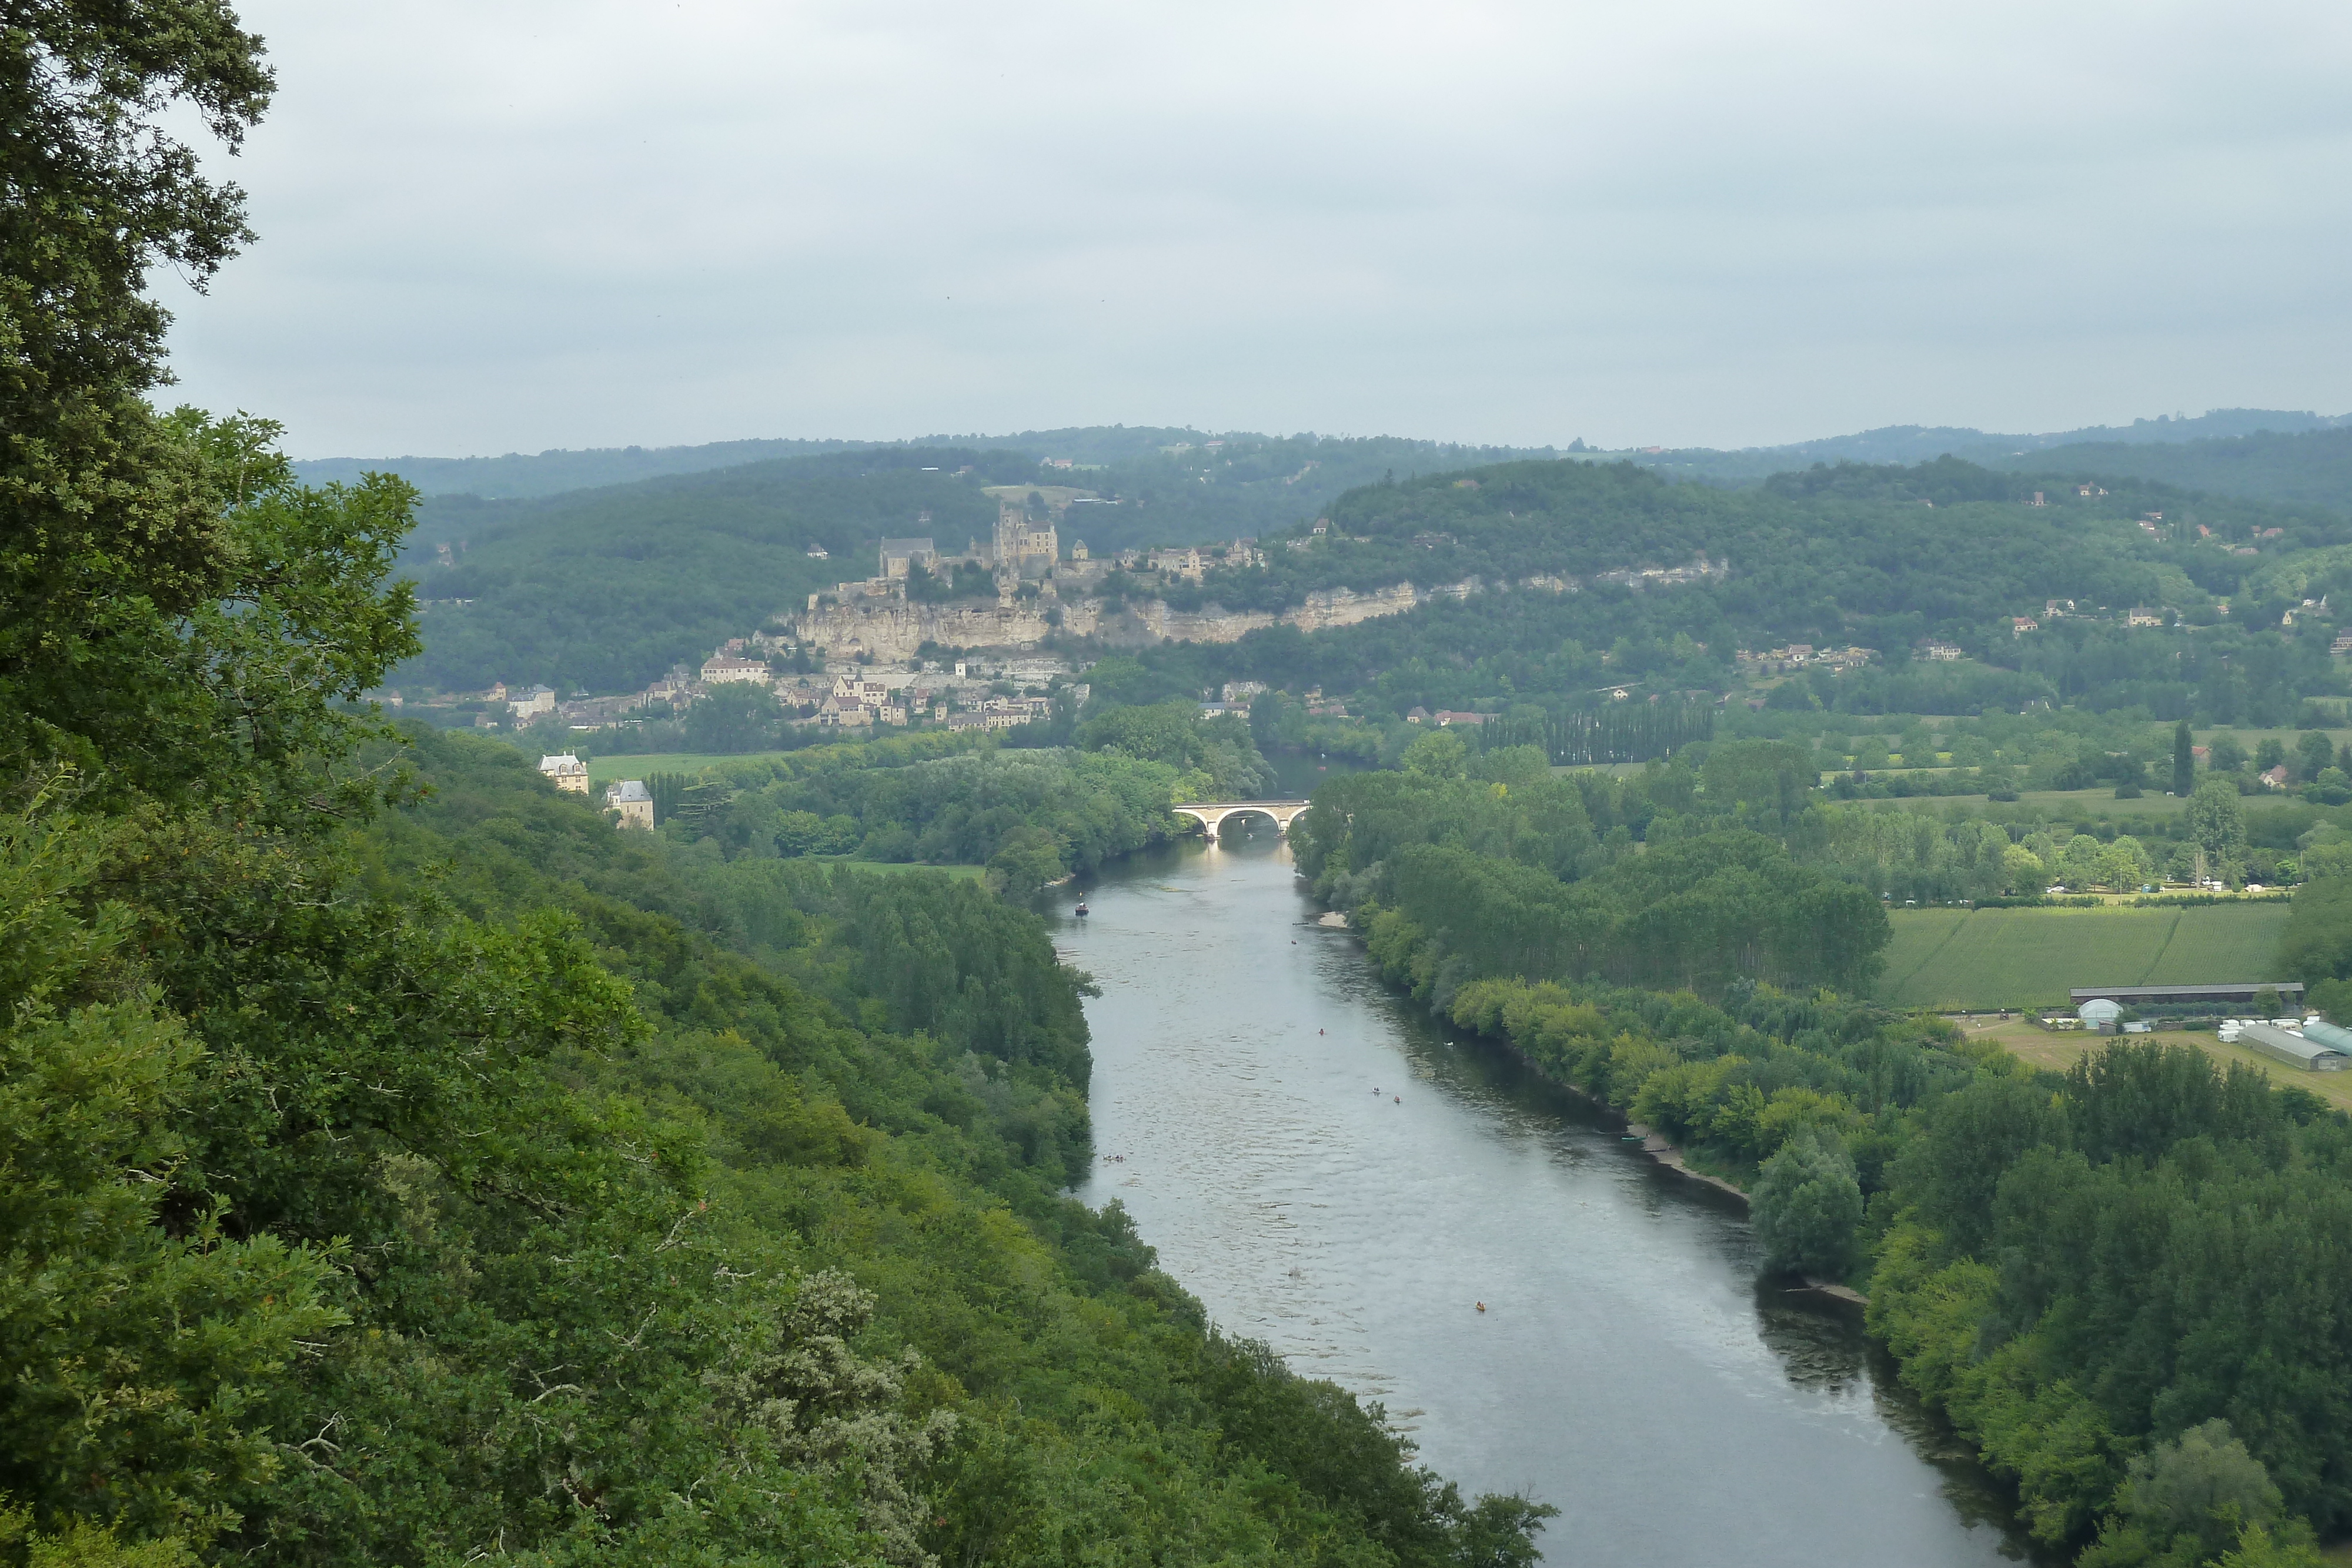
[{"x1": 869, "y1": 498, "x2": 1058, "y2": 591}]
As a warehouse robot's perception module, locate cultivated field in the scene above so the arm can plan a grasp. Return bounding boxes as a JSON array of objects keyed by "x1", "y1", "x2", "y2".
[{"x1": 1877, "y1": 902, "x2": 2294, "y2": 1011}]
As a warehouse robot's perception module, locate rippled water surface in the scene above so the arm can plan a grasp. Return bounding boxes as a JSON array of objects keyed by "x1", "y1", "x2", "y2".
[{"x1": 1062, "y1": 835, "x2": 2036, "y2": 1566}]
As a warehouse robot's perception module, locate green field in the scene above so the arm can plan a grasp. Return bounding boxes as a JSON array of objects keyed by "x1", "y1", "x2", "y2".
[
  {"x1": 582, "y1": 751, "x2": 794, "y2": 786},
  {"x1": 1876, "y1": 903, "x2": 2294, "y2": 1010}
]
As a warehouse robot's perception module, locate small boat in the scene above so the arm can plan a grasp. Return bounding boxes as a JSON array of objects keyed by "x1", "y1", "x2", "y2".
[{"x1": 1074, "y1": 902, "x2": 1089, "y2": 917}]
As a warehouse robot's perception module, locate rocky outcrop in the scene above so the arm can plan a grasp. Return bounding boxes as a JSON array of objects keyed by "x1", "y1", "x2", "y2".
[{"x1": 789, "y1": 560, "x2": 1712, "y2": 656}]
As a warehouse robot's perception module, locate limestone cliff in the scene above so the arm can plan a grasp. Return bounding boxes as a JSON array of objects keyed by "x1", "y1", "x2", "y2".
[{"x1": 789, "y1": 563, "x2": 1711, "y2": 658}]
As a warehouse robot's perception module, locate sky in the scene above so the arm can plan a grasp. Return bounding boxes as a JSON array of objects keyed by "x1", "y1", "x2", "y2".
[{"x1": 154, "y1": 0, "x2": 2352, "y2": 459}]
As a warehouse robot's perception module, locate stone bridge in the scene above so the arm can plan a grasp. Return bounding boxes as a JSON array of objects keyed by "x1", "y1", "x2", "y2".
[{"x1": 1170, "y1": 799, "x2": 1312, "y2": 841}]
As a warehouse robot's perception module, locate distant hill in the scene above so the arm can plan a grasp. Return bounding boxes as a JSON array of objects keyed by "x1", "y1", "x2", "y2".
[
  {"x1": 294, "y1": 437, "x2": 880, "y2": 499},
  {"x1": 1185, "y1": 455, "x2": 2343, "y2": 627},
  {"x1": 1989, "y1": 425, "x2": 2352, "y2": 514},
  {"x1": 303, "y1": 424, "x2": 1552, "y2": 503},
  {"x1": 1603, "y1": 408, "x2": 2351, "y2": 484}
]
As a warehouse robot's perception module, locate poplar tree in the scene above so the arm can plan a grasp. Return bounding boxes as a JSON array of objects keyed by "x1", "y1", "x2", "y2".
[{"x1": 2173, "y1": 718, "x2": 2195, "y2": 796}]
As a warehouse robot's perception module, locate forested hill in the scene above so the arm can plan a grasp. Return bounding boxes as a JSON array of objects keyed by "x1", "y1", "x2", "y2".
[
  {"x1": 1990, "y1": 426, "x2": 2352, "y2": 514},
  {"x1": 1190, "y1": 456, "x2": 2348, "y2": 631},
  {"x1": 399, "y1": 447, "x2": 1023, "y2": 695},
  {"x1": 1609, "y1": 408, "x2": 2351, "y2": 484},
  {"x1": 395, "y1": 434, "x2": 1549, "y2": 693},
  {"x1": 309, "y1": 426, "x2": 1552, "y2": 506}
]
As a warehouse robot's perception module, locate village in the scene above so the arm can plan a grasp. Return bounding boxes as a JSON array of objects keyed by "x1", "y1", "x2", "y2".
[{"x1": 399, "y1": 487, "x2": 1740, "y2": 740}]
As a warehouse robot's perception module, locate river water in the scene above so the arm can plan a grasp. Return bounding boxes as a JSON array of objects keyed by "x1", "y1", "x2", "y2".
[{"x1": 1061, "y1": 834, "x2": 2036, "y2": 1566}]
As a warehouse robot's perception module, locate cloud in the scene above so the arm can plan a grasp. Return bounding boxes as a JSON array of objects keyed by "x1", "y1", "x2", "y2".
[{"x1": 156, "y1": 0, "x2": 2352, "y2": 456}]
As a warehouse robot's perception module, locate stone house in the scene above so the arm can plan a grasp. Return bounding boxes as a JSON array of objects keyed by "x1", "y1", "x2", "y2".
[
  {"x1": 538, "y1": 754, "x2": 589, "y2": 794},
  {"x1": 605, "y1": 778, "x2": 653, "y2": 828},
  {"x1": 700, "y1": 655, "x2": 771, "y2": 686}
]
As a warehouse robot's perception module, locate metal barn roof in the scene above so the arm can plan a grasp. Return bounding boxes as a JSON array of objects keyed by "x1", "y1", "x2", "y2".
[
  {"x1": 2236, "y1": 1021, "x2": 2350, "y2": 1072},
  {"x1": 2069, "y1": 983, "x2": 2305, "y2": 1006}
]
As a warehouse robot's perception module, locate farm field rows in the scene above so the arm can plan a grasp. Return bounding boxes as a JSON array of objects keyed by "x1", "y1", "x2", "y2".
[{"x1": 1876, "y1": 903, "x2": 2293, "y2": 1011}]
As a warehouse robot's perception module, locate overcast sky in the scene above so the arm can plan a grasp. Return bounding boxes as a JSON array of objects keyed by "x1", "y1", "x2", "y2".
[{"x1": 154, "y1": 0, "x2": 2352, "y2": 459}]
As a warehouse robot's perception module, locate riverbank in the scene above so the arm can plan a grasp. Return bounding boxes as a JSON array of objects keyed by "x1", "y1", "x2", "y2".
[{"x1": 1329, "y1": 910, "x2": 1872, "y2": 1302}]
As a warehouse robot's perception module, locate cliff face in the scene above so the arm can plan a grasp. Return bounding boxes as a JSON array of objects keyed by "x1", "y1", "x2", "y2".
[{"x1": 789, "y1": 569, "x2": 1631, "y2": 656}]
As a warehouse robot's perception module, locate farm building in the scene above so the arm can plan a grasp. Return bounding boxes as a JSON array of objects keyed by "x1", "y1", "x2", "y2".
[
  {"x1": 2077, "y1": 998, "x2": 2124, "y2": 1033},
  {"x1": 2069, "y1": 982, "x2": 2304, "y2": 1010},
  {"x1": 2234, "y1": 1021, "x2": 2350, "y2": 1072}
]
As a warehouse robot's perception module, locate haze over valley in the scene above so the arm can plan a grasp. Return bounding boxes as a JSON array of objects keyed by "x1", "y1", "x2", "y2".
[{"x1": 15, "y1": 4, "x2": 2352, "y2": 1567}]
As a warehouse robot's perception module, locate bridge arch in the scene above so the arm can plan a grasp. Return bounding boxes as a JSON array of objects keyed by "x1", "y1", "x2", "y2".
[{"x1": 1170, "y1": 799, "x2": 1312, "y2": 841}]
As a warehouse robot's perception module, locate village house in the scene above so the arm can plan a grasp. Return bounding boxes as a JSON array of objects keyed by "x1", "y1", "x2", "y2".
[
  {"x1": 1920, "y1": 641, "x2": 1964, "y2": 661},
  {"x1": 509, "y1": 684, "x2": 557, "y2": 718},
  {"x1": 2127, "y1": 607, "x2": 2164, "y2": 627},
  {"x1": 878, "y1": 537, "x2": 938, "y2": 578},
  {"x1": 1433, "y1": 710, "x2": 1489, "y2": 727},
  {"x1": 700, "y1": 654, "x2": 771, "y2": 686},
  {"x1": 1148, "y1": 546, "x2": 1207, "y2": 583},
  {"x1": 2010, "y1": 616, "x2": 2039, "y2": 637},
  {"x1": 816, "y1": 696, "x2": 873, "y2": 727},
  {"x1": 604, "y1": 779, "x2": 653, "y2": 829},
  {"x1": 537, "y1": 754, "x2": 589, "y2": 794}
]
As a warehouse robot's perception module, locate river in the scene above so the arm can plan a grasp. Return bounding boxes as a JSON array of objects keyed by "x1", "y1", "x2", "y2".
[{"x1": 1061, "y1": 833, "x2": 2037, "y2": 1566}]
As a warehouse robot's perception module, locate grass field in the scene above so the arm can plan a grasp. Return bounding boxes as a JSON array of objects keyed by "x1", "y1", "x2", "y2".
[
  {"x1": 1876, "y1": 903, "x2": 2294, "y2": 1011},
  {"x1": 582, "y1": 751, "x2": 795, "y2": 787},
  {"x1": 1982, "y1": 1019, "x2": 2352, "y2": 1118}
]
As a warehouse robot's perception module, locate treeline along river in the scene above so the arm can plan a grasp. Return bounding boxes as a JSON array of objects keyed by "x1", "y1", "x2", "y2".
[{"x1": 1062, "y1": 833, "x2": 2041, "y2": 1566}]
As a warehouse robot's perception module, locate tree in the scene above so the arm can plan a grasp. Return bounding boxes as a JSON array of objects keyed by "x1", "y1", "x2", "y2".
[
  {"x1": 2116, "y1": 1419, "x2": 2283, "y2": 1563},
  {"x1": 2174, "y1": 719, "x2": 2195, "y2": 796},
  {"x1": 2189, "y1": 777, "x2": 2249, "y2": 885},
  {"x1": 1400, "y1": 728, "x2": 1467, "y2": 778},
  {"x1": 986, "y1": 825, "x2": 1068, "y2": 895},
  {"x1": 1750, "y1": 1129, "x2": 1863, "y2": 1278},
  {"x1": 2296, "y1": 730, "x2": 2334, "y2": 782},
  {"x1": 2208, "y1": 733, "x2": 2249, "y2": 774},
  {"x1": 0, "y1": 6, "x2": 294, "y2": 794},
  {"x1": 683, "y1": 681, "x2": 785, "y2": 753}
]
